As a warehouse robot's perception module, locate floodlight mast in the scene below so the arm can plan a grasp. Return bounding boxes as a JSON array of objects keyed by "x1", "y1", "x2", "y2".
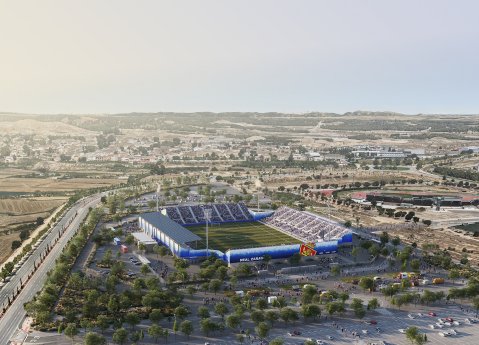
[
  {"x1": 156, "y1": 184, "x2": 161, "y2": 212},
  {"x1": 203, "y1": 208, "x2": 212, "y2": 258},
  {"x1": 255, "y1": 179, "x2": 263, "y2": 212}
]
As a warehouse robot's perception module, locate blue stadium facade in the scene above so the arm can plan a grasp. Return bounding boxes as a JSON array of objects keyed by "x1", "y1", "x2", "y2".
[{"x1": 138, "y1": 208, "x2": 353, "y2": 265}]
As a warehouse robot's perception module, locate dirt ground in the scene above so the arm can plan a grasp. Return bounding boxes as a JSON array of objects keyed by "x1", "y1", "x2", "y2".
[
  {"x1": 387, "y1": 225, "x2": 479, "y2": 266},
  {"x1": 0, "y1": 177, "x2": 121, "y2": 192},
  {"x1": 0, "y1": 232, "x2": 22, "y2": 264}
]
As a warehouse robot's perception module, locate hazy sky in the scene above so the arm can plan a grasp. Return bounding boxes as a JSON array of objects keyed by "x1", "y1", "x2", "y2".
[{"x1": 1, "y1": 0, "x2": 478, "y2": 114}]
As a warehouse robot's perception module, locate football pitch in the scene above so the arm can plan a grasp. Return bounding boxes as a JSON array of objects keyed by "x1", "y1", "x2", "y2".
[{"x1": 186, "y1": 221, "x2": 301, "y2": 252}]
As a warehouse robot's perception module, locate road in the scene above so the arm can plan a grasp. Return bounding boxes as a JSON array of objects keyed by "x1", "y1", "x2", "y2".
[{"x1": 0, "y1": 193, "x2": 103, "y2": 345}]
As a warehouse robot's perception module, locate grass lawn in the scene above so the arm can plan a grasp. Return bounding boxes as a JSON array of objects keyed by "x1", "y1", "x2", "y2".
[{"x1": 186, "y1": 221, "x2": 300, "y2": 252}]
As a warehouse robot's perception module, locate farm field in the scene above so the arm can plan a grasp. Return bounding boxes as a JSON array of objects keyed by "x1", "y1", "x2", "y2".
[
  {"x1": 0, "y1": 177, "x2": 121, "y2": 192},
  {"x1": 0, "y1": 197, "x2": 67, "y2": 229},
  {"x1": 186, "y1": 221, "x2": 300, "y2": 252}
]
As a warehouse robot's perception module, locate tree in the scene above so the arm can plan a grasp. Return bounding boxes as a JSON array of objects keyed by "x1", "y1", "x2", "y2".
[
  {"x1": 174, "y1": 305, "x2": 190, "y2": 320},
  {"x1": 380, "y1": 231, "x2": 389, "y2": 245},
  {"x1": 11, "y1": 240, "x2": 21, "y2": 251},
  {"x1": 330, "y1": 265, "x2": 341, "y2": 276},
  {"x1": 250, "y1": 310, "x2": 265, "y2": 325},
  {"x1": 280, "y1": 308, "x2": 299, "y2": 324},
  {"x1": 125, "y1": 312, "x2": 140, "y2": 330},
  {"x1": 158, "y1": 246, "x2": 168, "y2": 257},
  {"x1": 351, "y1": 298, "x2": 366, "y2": 319},
  {"x1": 214, "y1": 302, "x2": 228, "y2": 320},
  {"x1": 301, "y1": 304, "x2": 321, "y2": 321},
  {"x1": 405, "y1": 326, "x2": 427, "y2": 345},
  {"x1": 359, "y1": 277, "x2": 375, "y2": 292},
  {"x1": 197, "y1": 306, "x2": 210, "y2": 319},
  {"x1": 64, "y1": 323, "x2": 78, "y2": 345},
  {"x1": 180, "y1": 320, "x2": 193, "y2": 339},
  {"x1": 148, "y1": 325, "x2": 163, "y2": 344},
  {"x1": 325, "y1": 301, "x2": 345, "y2": 316},
  {"x1": 472, "y1": 296, "x2": 479, "y2": 318},
  {"x1": 230, "y1": 275, "x2": 238, "y2": 289},
  {"x1": 96, "y1": 315, "x2": 109, "y2": 334},
  {"x1": 200, "y1": 318, "x2": 217, "y2": 336},
  {"x1": 140, "y1": 264, "x2": 150, "y2": 276},
  {"x1": 256, "y1": 298, "x2": 268, "y2": 310},
  {"x1": 149, "y1": 309, "x2": 163, "y2": 323},
  {"x1": 226, "y1": 314, "x2": 241, "y2": 330},
  {"x1": 448, "y1": 270, "x2": 460, "y2": 284},
  {"x1": 255, "y1": 322, "x2": 270, "y2": 340},
  {"x1": 339, "y1": 292, "x2": 349, "y2": 303},
  {"x1": 269, "y1": 338, "x2": 285, "y2": 345},
  {"x1": 209, "y1": 279, "x2": 222, "y2": 294},
  {"x1": 410, "y1": 259, "x2": 420, "y2": 271},
  {"x1": 265, "y1": 310, "x2": 279, "y2": 326},
  {"x1": 112, "y1": 328, "x2": 128, "y2": 345},
  {"x1": 129, "y1": 331, "x2": 140, "y2": 344},
  {"x1": 391, "y1": 236, "x2": 401, "y2": 246},
  {"x1": 367, "y1": 298, "x2": 380, "y2": 310},
  {"x1": 84, "y1": 332, "x2": 106, "y2": 345},
  {"x1": 272, "y1": 296, "x2": 287, "y2": 309}
]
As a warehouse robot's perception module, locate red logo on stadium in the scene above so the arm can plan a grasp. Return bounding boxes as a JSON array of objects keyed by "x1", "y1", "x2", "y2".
[{"x1": 299, "y1": 243, "x2": 317, "y2": 256}]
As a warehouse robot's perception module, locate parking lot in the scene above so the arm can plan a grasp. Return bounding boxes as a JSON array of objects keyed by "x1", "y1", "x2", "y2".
[{"x1": 265, "y1": 304, "x2": 479, "y2": 345}]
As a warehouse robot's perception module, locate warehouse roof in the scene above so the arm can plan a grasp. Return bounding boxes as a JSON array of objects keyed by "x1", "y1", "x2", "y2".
[{"x1": 139, "y1": 212, "x2": 201, "y2": 245}]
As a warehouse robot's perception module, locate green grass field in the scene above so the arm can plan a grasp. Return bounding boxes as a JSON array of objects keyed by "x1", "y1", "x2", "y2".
[{"x1": 186, "y1": 222, "x2": 300, "y2": 252}]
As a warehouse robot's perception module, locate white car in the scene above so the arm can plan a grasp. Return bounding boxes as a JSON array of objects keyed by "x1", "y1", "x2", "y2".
[
  {"x1": 316, "y1": 341, "x2": 324, "y2": 345},
  {"x1": 408, "y1": 314, "x2": 416, "y2": 319},
  {"x1": 327, "y1": 336, "x2": 333, "y2": 340},
  {"x1": 398, "y1": 329, "x2": 406, "y2": 334},
  {"x1": 429, "y1": 324, "x2": 436, "y2": 329},
  {"x1": 435, "y1": 323, "x2": 444, "y2": 328},
  {"x1": 443, "y1": 322, "x2": 452, "y2": 327},
  {"x1": 450, "y1": 329, "x2": 458, "y2": 335},
  {"x1": 362, "y1": 330, "x2": 368, "y2": 334},
  {"x1": 452, "y1": 321, "x2": 460, "y2": 326},
  {"x1": 439, "y1": 332, "x2": 447, "y2": 337},
  {"x1": 465, "y1": 318, "x2": 472, "y2": 324}
]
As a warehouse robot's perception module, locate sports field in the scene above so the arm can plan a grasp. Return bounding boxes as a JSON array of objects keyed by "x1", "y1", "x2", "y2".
[{"x1": 186, "y1": 221, "x2": 300, "y2": 252}]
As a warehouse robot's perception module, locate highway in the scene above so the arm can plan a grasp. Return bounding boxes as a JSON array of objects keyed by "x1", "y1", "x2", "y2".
[{"x1": 0, "y1": 193, "x2": 103, "y2": 345}]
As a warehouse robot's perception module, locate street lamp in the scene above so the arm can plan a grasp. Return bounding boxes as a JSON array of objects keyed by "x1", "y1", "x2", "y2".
[{"x1": 203, "y1": 207, "x2": 212, "y2": 257}]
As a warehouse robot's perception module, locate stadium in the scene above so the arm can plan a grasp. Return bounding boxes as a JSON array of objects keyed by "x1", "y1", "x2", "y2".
[{"x1": 138, "y1": 203, "x2": 353, "y2": 265}]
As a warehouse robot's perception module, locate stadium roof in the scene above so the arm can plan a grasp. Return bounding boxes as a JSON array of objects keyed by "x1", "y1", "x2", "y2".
[{"x1": 139, "y1": 212, "x2": 201, "y2": 245}]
